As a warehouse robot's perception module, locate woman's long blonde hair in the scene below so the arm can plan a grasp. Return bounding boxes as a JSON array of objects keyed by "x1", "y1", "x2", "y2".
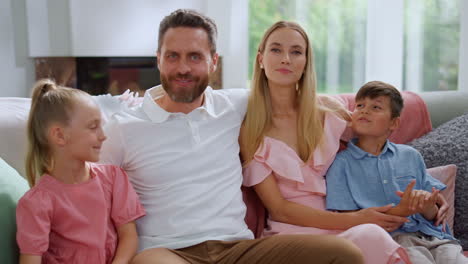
[
  {"x1": 25, "y1": 79, "x2": 89, "y2": 187},
  {"x1": 240, "y1": 21, "x2": 331, "y2": 165}
]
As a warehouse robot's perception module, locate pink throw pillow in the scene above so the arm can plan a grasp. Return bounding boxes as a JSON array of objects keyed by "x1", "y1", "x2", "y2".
[{"x1": 427, "y1": 164, "x2": 457, "y2": 232}]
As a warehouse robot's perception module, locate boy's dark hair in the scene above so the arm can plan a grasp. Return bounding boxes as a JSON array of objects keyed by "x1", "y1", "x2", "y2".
[
  {"x1": 356, "y1": 81, "x2": 404, "y2": 118},
  {"x1": 158, "y1": 9, "x2": 218, "y2": 54}
]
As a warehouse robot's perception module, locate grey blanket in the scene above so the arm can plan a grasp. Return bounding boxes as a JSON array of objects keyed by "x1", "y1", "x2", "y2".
[{"x1": 408, "y1": 112, "x2": 468, "y2": 250}]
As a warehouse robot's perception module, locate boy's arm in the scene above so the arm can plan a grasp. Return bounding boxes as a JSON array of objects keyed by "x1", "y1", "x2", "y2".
[
  {"x1": 112, "y1": 221, "x2": 138, "y2": 264},
  {"x1": 419, "y1": 188, "x2": 439, "y2": 221},
  {"x1": 256, "y1": 174, "x2": 407, "y2": 230},
  {"x1": 386, "y1": 180, "x2": 417, "y2": 217},
  {"x1": 422, "y1": 205, "x2": 438, "y2": 221},
  {"x1": 325, "y1": 156, "x2": 408, "y2": 230}
]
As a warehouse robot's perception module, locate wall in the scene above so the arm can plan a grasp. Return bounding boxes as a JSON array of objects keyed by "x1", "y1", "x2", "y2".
[
  {"x1": 22, "y1": 0, "x2": 249, "y2": 91},
  {"x1": 205, "y1": 0, "x2": 248, "y2": 89},
  {"x1": 0, "y1": 0, "x2": 250, "y2": 97},
  {"x1": 5, "y1": 0, "x2": 462, "y2": 97},
  {"x1": 0, "y1": 0, "x2": 34, "y2": 97},
  {"x1": 68, "y1": 0, "x2": 204, "y2": 56}
]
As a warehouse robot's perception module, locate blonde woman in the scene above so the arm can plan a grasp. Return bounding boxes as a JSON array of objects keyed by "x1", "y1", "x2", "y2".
[{"x1": 240, "y1": 21, "x2": 411, "y2": 264}]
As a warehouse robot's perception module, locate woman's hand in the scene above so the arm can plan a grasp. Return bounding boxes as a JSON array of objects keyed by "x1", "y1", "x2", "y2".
[
  {"x1": 318, "y1": 95, "x2": 352, "y2": 121},
  {"x1": 355, "y1": 205, "x2": 408, "y2": 232}
]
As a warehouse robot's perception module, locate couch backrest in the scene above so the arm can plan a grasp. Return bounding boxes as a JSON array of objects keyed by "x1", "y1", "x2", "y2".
[
  {"x1": 0, "y1": 98, "x2": 30, "y2": 177},
  {"x1": 1, "y1": 91, "x2": 467, "y2": 178},
  {"x1": 419, "y1": 91, "x2": 468, "y2": 128}
]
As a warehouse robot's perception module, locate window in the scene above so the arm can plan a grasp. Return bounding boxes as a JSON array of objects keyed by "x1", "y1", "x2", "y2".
[
  {"x1": 248, "y1": 0, "x2": 461, "y2": 92},
  {"x1": 404, "y1": 0, "x2": 460, "y2": 91},
  {"x1": 249, "y1": 0, "x2": 367, "y2": 93}
]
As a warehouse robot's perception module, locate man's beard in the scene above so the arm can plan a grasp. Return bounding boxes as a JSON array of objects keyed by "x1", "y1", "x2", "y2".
[{"x1": 160, "y1": 73, "x2": 209, "y2": 103}]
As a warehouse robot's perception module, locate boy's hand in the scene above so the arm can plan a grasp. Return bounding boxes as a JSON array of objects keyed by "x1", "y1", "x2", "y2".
[
  {"x1": 392, "y1": 180, "x2": 417, "y2": 216},
  {"x1": 418, "y1": 188, "x2": 439, "y2": 216},
  {"x1": 435, "y1": 193, "x2": 449, "y2": 230},
  {"x1": 395, "y1": 184, "x2": 439, "y2": 219}
]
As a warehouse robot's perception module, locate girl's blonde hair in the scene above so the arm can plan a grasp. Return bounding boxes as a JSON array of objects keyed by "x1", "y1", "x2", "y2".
[
  {"x1": 240, "y1": 21, "x2": 336, "y2": 165},
  {"x1": 26, "y1": 79, "x2": 90, "y2": 187}
]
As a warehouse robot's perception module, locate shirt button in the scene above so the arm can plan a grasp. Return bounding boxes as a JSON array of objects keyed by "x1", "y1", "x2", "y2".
[{"x1": 383, "y1": 180, "x2": 388, "y2": 184}]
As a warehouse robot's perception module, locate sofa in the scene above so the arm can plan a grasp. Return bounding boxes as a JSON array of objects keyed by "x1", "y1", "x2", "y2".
[{"x1": 1, "y1": 90, "x2": 468, "y2": 262}]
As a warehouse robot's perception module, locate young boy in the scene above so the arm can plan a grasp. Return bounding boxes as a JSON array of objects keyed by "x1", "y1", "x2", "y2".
[{"x1": 325, "y1": 81, "x2": 466, "y2": 264}]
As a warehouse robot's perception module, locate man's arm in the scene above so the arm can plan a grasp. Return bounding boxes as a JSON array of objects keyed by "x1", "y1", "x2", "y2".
[{"x1": 99, "y1": 117, "x2": 125, "y2": 166}]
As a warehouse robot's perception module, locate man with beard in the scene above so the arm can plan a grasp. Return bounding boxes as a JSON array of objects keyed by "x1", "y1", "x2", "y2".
[{"x1": 100, "y1": 9, "x2": 364, "y2": 264}]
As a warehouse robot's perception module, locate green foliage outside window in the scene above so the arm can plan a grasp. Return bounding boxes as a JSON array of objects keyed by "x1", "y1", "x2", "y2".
[
  {"x1": 249, "y1": 0, "x2": 460, "y2": 92},
  {"x1": 249, "y1": 0, "x2": 367, "y2": 93}
]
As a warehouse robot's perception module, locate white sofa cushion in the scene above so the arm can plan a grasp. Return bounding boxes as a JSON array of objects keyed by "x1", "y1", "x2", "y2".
[{"x1": 0, "y1": 98, "x2": 30, "y2": 177}]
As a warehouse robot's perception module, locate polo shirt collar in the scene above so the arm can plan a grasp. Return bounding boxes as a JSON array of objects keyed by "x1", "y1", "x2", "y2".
[
  {"x1": 348, "y1": 138, "x2": 395, "y2": 159},
  {"x1": 142, "y1": 85, "x2": 217, "y2": 123}
]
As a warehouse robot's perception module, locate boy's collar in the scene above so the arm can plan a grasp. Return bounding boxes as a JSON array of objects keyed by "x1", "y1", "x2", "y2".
[{"x1": 348, "y1": 138, "x2": 396, "y2": 159}]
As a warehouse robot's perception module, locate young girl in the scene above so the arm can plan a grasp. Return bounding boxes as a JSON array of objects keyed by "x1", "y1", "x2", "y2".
[{"x1": 16, "y1": 79, "x2": 145, "y2": 264}]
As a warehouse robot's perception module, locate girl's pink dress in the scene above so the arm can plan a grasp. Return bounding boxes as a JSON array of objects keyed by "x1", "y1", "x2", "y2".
[
  {"x1": 16, "y1": 163, "x2": 145, "y2": 264},
  {"x1": 243, "y1": 112, "x2": 411, "y2": 264}
]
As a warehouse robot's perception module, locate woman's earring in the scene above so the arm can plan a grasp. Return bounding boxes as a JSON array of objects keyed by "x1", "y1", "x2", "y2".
[{"x1": 260, "y1": 64, "x2": 264, "y2": 69}]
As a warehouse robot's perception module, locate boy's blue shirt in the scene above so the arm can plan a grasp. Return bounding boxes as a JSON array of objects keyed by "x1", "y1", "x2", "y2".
[{"x1": 325, "y1": 138, "x2": 454, "y2": 240}]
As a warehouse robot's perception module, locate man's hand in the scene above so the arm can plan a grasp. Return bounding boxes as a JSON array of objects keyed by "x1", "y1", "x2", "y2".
[{"x1": 356, "y1": 204, "x2": 408, "y2": 232}]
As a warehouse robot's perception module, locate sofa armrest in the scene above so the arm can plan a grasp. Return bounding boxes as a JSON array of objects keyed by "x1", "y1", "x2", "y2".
[{"x1": 419, "y1": 91, "x2": 468, "y2": 128}]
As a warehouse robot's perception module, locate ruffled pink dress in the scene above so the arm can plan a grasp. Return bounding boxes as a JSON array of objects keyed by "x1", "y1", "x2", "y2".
[
  {"x1": 243, "y1": 112, "x2": 411, "y2": 264},
  {"x1": 16, "y1": 163, "x2": 146, "y2": 264}
]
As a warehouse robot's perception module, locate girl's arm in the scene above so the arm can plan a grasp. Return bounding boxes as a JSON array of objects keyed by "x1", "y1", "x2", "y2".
[
  {"x1": 112, "y1": 221, "x2": 138, "y2": 264},
  {"x1": 255, "y1": 174, "x2": 408, "y2": 230},
  {"x1": 19, "y1": 254, "x2": 41, "y2": 264}
]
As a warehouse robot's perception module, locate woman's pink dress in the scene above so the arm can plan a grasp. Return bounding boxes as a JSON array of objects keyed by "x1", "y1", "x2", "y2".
[
  {"x1": 243, "y1": 112, "x2": 411, "y2": 264},
  {"x1": 16, "y1": 163, "x2": 145, "y2": 264}
]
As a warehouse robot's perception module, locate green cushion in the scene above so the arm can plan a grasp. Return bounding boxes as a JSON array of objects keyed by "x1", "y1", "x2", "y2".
[{"x1": 0, "y1": 158, "x2": 29, "y2": 263}]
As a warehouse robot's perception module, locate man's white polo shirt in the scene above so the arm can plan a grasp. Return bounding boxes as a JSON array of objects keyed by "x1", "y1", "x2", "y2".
[{"x1": 100, "y1": 85, "x2": 253, "y2": 251}]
